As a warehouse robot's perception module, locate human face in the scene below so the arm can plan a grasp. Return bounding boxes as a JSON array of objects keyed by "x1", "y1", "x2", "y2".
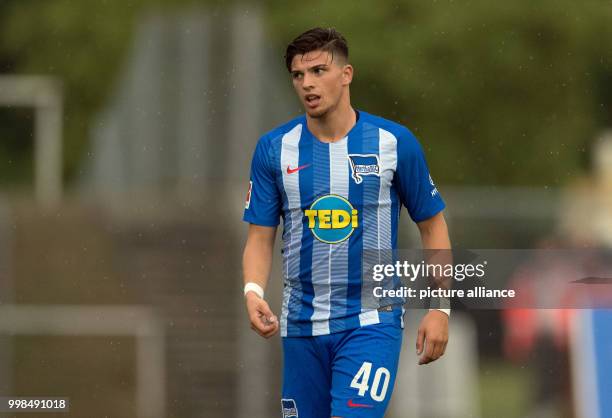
[{"x1": 290, "y1": 49, "x2": 352, "y2": 118}]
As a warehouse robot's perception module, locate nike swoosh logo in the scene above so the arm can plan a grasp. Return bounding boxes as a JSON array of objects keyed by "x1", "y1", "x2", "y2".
[
  {"x1": 286, "y1": 164, "x2": 311, "y2": 174},
  {"x1": 347, "y1": 399, "x2": 373, "y2": 408}
]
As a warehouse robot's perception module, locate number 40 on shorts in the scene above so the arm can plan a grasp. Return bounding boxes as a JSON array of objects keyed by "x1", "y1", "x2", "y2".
[{"x1": 350, "y1": 362, "x2": 391, "y2": 402}]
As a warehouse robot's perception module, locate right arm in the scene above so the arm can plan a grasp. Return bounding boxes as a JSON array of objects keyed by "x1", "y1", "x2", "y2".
[
  {"x1": 242, "y1": 135, "x2": 281, "y2": 338},
  {"x1": 243, "y1": 224, "x2": 279, "y2": 338}
]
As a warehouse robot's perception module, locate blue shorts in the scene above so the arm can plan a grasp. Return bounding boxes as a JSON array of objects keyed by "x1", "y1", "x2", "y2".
[{"x1": 281, "y1": 316, "x2": 403, "y2": 418}]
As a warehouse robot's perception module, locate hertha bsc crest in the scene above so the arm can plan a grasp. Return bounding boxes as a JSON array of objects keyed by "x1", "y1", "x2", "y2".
[
  {"x1": 348, "y1": 154, "x2": 380, "y2": 184},
  {"x1": 281, "y1": 399, "x2": 298, "y2": 418}
]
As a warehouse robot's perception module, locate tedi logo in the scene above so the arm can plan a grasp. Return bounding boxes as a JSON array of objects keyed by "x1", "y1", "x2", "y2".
[{"x1": 304, "y1": 194, "x2": 358, "y2": 244}]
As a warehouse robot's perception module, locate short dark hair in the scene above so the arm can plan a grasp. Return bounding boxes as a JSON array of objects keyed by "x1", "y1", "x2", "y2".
[{"x1": 284, "y1": 27, "x2": 349, "y2": 72}]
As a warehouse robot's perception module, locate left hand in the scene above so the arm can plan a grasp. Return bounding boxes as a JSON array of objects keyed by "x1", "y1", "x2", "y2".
[{"x1": 416, "y1": 310, "x2": 449, "y2": 365}]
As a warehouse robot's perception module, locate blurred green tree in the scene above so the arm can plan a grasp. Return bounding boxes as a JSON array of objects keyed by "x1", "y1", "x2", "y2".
[
  {"x1": 0, "y1": 0, "x2": 232, "y2": 186},
  {"x1": 266, "y1": 0, "x2": 612, "y2": 185},
  {"x1": 0, "y1": 0, "x2": 150, "y2": 185},
  {"x1": 0, "y1": 0, "x2": 611, "y2": 187}
]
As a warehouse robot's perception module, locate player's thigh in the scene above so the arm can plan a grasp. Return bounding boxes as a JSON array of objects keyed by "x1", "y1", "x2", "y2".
[
  {"x1": 330, "y1": 323, "x2": 403, "y2": 418},
  {"x1": 282, "y1": 336, "x2": 332, "y2": 418}
]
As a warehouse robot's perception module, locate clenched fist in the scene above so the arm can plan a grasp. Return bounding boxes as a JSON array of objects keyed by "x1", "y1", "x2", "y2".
[
  {"x1": 245, "y1": 291, "x2": 279, "y2": 338},
  {"x1": 416, "y1": 310, "x2": 449, "y2": 365}
]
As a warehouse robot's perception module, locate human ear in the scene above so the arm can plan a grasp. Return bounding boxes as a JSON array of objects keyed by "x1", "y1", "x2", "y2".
[{"x1": 342, "y1": 64, "x2": 353, "y2": 85}]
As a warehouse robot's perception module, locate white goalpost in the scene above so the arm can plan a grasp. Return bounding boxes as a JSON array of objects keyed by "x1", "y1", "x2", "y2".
[
  {"x1": 0, "y1": 76, "x2": 63, "y2": 208},
  {"x1": 0, "y1": 305, "x2": 166, "y2": 418}
]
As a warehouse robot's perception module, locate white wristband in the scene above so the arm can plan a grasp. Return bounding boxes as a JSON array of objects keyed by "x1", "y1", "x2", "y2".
[
  {"x1": 244, "y1": 282, "x2": 264, "y2": 299},
  {"x1": 429, "y1": 308, "x2": 451, "y2": 317}
]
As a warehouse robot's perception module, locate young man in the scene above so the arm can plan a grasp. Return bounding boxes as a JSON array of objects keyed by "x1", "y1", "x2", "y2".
[{"x1": 242, "y1": 27, "x2": 451, "y2": 418}]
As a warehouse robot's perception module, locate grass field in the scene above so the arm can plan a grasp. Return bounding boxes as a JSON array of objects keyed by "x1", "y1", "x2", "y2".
[{"x1": 480, "y1": 359, "x2": 532, "y2": 418}]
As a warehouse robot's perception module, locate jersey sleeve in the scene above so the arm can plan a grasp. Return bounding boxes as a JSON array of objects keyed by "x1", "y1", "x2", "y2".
[
  {"x1": 395, "y1": 130, "x2": 446, "y2": 223},
  {"x1": 242, "y1": 137, "x2": 281, "y2": 226}
]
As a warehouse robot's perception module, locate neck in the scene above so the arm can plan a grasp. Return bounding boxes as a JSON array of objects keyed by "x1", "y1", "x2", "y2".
[{"x1": 306, "y1": 94, "x2": 356, "y2": 143}]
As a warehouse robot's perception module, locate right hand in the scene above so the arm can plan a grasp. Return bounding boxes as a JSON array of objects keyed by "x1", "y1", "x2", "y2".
[{"x1": 245, "y1": 291, "x2": 279, "y2": 338}]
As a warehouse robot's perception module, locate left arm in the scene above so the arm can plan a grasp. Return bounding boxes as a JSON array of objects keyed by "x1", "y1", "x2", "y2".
[
  {"x1": 415, "y1": 211, "x2": 451, "y2": 365},
  {"x1": 418, "y1": 211, "x2": 450, "y2": 249},
  {"x1": 393, "y1": 129, "x2": 450, "y2": 365}
]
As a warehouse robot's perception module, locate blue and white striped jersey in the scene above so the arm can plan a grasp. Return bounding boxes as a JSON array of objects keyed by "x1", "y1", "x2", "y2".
[{"x1": 243, "y1": 110, "x2": 445, "y2": 337}]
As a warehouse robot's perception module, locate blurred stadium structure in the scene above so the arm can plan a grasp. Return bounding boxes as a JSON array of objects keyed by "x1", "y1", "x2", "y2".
[
  {"x1": 0, "y1": 76, "x2": 62, "y2": 209},
  {"x1": 0, "y1": 5, "x2": 611, "y2": 418},
  {"x1": 81, "y1": 10, "x2": 293, "y2": 211}
]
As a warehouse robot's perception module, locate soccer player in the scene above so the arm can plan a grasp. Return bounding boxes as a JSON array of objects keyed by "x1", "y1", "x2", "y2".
[{"x1": 242, "y1": 27, "x2": 451, "y2": 418}]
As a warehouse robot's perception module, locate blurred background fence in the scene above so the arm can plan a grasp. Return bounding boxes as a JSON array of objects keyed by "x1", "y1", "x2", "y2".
[{"x1": 0, "y1": 1, "x2": 611, "y2": 417}]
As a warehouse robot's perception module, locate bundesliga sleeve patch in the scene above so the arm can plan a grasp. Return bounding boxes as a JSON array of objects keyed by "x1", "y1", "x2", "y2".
[{"x1": 245, "y1": 180, "x2": 252, "y2": 209}]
